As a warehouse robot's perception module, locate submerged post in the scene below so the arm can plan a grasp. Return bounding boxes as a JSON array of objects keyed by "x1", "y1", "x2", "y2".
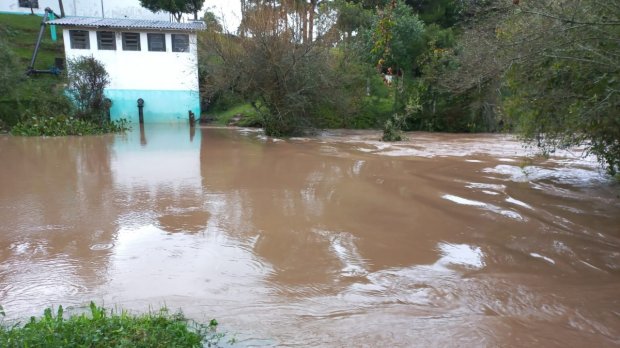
[
  {"x1": 188, "y1": 110, "x2": 195, "y2": 127},
  {"x1": 103, "y1": 98, "x2": 112, "y2": 122},
  {"x1": 137, "y1": 98, "x2": 144, "y2": 124}
]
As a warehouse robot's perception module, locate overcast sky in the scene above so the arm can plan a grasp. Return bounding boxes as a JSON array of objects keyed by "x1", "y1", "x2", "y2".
[{"x1": 203, "y1": 0, "x2": 242, "y2": 32}]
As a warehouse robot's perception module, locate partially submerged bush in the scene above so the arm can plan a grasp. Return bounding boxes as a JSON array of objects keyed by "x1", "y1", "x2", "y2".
[
  {"x1": 382, "y1": 117, "x2": 404, "y2": 141},
  {"x1": 11, "y1": 116, "x2": 129, "y2": 136},
  {"x1": 382, "y1": 97, "x2": 420, "y2": 141},
  {"x1": 0, "y1": 302, "x2": 226, "y2": 347}
]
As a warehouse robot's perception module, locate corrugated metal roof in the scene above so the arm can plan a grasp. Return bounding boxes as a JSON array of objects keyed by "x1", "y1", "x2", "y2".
[{"x1": 47, "y1": 17, "x2": 205, "y2": 31}]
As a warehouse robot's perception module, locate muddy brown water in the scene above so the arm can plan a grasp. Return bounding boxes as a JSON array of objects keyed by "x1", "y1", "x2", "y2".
[{"x1": 1, "y1": 126, "x2": 619, "y2": 347}]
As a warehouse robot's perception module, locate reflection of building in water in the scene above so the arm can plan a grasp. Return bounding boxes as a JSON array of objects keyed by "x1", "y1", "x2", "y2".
[{"x1": 111, "y1": 124, "x2": 208, "y2": 233}]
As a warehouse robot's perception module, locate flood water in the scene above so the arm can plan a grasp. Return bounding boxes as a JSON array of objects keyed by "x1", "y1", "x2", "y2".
[{"x1": 1, "y1": 125, "x2": 619, "y2": 347}]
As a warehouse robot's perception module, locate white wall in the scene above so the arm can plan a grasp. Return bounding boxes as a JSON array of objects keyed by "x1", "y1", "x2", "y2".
[
  {"x1": 1, "y1": 0, "x2": 169, "y2": 20},
  {"x1": 62, "y1": 29, "x2": 199, "y2": 92}
]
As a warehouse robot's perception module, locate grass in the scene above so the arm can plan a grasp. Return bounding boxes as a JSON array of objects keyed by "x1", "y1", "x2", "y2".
[
  {"x1": 0, "y1": 303, "x2": 228, "y2": 348},
  {"x1": 206, "y1": 103, "x2": 259, "y2": 126},
  {"x1": 0, "y1": 13, "x2": 67, "y2": 129},
  {"x1": 0, "y1": 13, "x2": 64, "y2": 70}
]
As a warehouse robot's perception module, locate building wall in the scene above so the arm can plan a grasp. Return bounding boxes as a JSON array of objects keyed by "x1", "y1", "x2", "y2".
[
  {"x1": 0, "y1": 0, "x2": 169, "y2": 20},
  {"x1": 62, "y1": 28, "x2": 200, "y2": 123}
]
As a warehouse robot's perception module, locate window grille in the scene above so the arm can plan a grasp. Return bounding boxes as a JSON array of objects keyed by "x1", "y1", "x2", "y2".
[
  {"x1": 171, "y1": 34, "x2": 189, "y2": 53},
  {"x1": 147, "y1": 33, "x2": 166, "y2": 52},
  {"x1": 70, "y1": 30, "x2": 90, "y2": 49},
  {"x1": 122, "y1": 32, "x2": 141, "y2": 51},
  {"x1": 97, "y1": 31, "x2": 116, "y2": 50},
  {"x1": 19, "y1": 0, "x2": 39, "y2": 9}
]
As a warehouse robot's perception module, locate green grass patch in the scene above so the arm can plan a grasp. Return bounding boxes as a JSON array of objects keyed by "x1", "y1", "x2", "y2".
[
  {"x1": 0, "y1": 302, "x2": 228, "y2": 347},
  {"x1": 206, "y1": 103, "x2": 259, "y2": 126}
]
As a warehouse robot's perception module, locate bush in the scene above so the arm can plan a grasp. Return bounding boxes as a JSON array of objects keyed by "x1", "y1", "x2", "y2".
[
  {"x1": 67, "y1": 56, "x2": 110, "y2": 123},
  {"x1": 383, "y1": 94, "x2": 421, "y2": 141},
  {"x1": 382, "y1": 113, "x2": 407, "y2": 141},
  {"x1": 0, "y1": 303, "x2": 225, "y2": 348},
  {"x1": 11, "y1": 116, "x2": 129, "y2": 136}
]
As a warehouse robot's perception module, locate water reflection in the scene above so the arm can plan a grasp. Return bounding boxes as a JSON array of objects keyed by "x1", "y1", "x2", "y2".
[{"x1": 0, "y1": 127, "x2": 618, "y2": 347}]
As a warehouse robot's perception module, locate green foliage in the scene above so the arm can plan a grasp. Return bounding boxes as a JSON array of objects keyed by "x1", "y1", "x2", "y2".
[
  {"x1": 334, "y1": 0, "x2": 374, "y2": 38},
  {"x1": 501, "y1": 0, "x2": 620, "y2": 175},
  {"x1": 202, "y1": 10, "x2": 223, "y2": 33},
  {"x1": 140, "y1": 0, "x2": 205, "y2": 21},
  {"x1": 0, "y1": 302, "x2": 224, "y2": 347},
  {"x1": 11, "y1": 116, "x2": 130, "y2": 136},
  {"x1": 201, "y1": 10, "x2": 373, "y2": 136},
  {"x1": 405, "y1": 0, "x2": 461, "y2": 27},
  {"x1": 357, "y1": 0, "x2": 426, "y2": 73},
  {"x1": 67, "y1": 56, "x2": 110, "y2": 124}
]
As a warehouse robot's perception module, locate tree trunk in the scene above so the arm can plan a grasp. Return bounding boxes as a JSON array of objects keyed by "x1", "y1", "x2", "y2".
[
  {"x1": 302, "y1": 1, "x2": 307, "y2": 43},
  {"x1": 308, "y1": 0, "x2": 316, "y2": 42}
]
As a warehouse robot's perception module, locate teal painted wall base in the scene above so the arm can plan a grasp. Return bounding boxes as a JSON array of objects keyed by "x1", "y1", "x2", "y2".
[{"x1": 106, "y1": 89, "x2": 200, "y2": 123}]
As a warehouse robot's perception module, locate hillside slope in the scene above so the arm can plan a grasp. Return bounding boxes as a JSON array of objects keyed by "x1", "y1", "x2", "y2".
[{"x1": 0, "y1": 13, "x2": 64, "y2": 70}]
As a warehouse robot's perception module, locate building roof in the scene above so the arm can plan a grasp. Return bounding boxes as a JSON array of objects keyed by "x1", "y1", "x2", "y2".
[{"x1": 47, "y1": 17, "x2": 205, "y2": 32}]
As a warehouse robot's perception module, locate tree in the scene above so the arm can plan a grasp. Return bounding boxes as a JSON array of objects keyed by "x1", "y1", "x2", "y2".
[
  {"x1": 500, "y1": 0, "x2": 620, "y2": 174},
  {"x1": 201, "y1": 5, "x2": 368, "y2": 135},
  {"x1": 357, "y1": 0, "x2": 425, "y2": 75},
  {"x1": 67, "y1": 56, "x2": 110, "y2": 124},
  {"x1": 139, "y1": 0, "x2": 205, "y2": 22},
  {"x1": 202, "y1": 10, "x2": 223, "y2": 33}
]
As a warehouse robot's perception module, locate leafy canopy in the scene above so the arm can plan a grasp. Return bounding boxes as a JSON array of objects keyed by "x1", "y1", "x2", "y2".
[{"x1": 139, "y1": 0, "x2": 205, "y2": 21}]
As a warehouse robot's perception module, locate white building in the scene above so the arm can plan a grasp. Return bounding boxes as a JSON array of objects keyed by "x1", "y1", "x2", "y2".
[
  {"x1": 0, "y1": 0, "x2": 169, "y2": 21},
  {"x1": 48, "y1": 17, "x2": 205, "y2": 123}
]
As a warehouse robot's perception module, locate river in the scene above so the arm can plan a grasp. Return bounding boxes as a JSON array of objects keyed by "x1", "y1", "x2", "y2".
[{"x1": 0, "y1": 125, "x2": 618, "y2": 347}]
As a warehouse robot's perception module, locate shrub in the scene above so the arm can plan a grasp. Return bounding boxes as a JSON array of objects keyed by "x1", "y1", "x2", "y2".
[
  {"x1": 382, "y1": 114, "x2": 406, "y2": 141},
  {"x1": 383, "y1": 95, "x2": 421, "y2": 141},
  {"x1": 67, "y1": 56, "x2": 110, "y2": 124}
]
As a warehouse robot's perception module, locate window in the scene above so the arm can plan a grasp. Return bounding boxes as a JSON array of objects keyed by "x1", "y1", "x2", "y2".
[
  {"x1": 122, "y1": 32, "x2": 141, "y2": 51},
  {"x1": 69, "y1": 30, "x2": 90, "y2": 49},
  {"x1": 19, "y1": 0, "x2": 39, "y2": 8},
  {"x1": 97, "y1": 31, "x2": 116, "y2": 50},
  {"x1": 147, "y1": 33, "x2": 166, "y2": 52},
  {"x1": 171, "y1": 34, "x2": 189, "y2": 53}
]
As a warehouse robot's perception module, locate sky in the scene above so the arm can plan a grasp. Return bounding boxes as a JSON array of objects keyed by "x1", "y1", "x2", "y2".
[{"x1": 203, "y1": 0, "x2": 242, "y2": 32}]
